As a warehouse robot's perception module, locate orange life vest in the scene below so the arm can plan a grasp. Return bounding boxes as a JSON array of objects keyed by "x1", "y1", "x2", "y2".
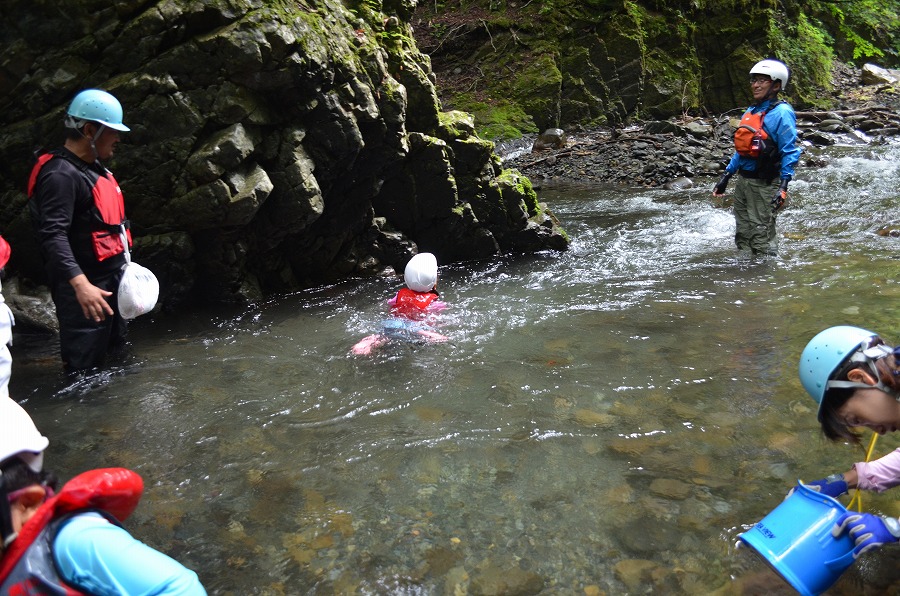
[
  {"x1": 734, "y1": 101, "x2": 782, "y2": 158},
  {"x1": 28, "y1": 152, "x2": 132, "y2": 262}
]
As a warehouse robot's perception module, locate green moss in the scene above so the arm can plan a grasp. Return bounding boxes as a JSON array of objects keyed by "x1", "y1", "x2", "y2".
[
  {"x1": 768, "y1": 10, "x2": 834, "y2": 107},
  {"x1": 448, "y1": 93, "x2": 538, "y2": 140},
  {"x1": 426, "y1": 0, "x2": 900, "y2": 128},
  {"x1": 508, "y1": 52, "x2": 562, "y2": 130},
  {"x1": 438, "y1": 110, "x2": 476, "y2": 139},
  {"x1": 497, "y1": 168, "x2": 538, "y2": 216}
]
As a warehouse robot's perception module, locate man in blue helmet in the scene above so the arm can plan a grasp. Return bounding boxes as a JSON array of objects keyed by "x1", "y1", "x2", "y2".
[{"x1": 27, "y1": 89, "x2": 134, "y2": 375}]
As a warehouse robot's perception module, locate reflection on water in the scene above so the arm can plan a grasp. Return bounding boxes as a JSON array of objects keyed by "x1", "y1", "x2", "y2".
[{"x1": 9, "y1": 143, "x2": 900, "y2": 594}]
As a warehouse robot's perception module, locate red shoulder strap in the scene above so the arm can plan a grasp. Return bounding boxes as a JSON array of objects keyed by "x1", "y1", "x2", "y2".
[
  {"x1": 27, "y1": 153, "x2": 56, "y2": 198},
  {"x1": 0, "y1": 495, "x2": 59, "y2": 579}
]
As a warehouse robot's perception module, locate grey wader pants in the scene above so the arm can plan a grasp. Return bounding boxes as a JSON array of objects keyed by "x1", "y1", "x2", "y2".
[{"x1": 733, "y1": 175, "x2": 778, "y2": 255}]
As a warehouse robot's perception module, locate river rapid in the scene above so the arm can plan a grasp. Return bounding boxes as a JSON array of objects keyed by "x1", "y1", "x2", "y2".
[{"x1": 9, "y1": 140, "x2": 900, "y2": 594}]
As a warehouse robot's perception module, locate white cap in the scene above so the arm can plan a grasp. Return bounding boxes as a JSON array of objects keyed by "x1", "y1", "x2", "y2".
[
  {"x1": 0, "y1": 398, "x2": 49, "y2": 473},
  {"x1": 404, "y1": 253, "x2": 438, "y2": 293}
]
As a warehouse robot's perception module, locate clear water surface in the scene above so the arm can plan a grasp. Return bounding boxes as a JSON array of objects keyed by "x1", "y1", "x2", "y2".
[{"x1": 10, "y1": 140, "x2": 900, "y2": 594}]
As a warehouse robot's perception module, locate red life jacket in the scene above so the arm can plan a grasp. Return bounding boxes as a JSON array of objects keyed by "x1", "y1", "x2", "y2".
[
  {"x1": 0, "y1": 468, "x2": 143, "y2": 594},
  {"x1": 734, "y1": 101, "x2": 783, "y2": 158},
  {"x1": 27, "y1": 152, "x2": 132, "y2": 262},
  {"x1": 391, "y1": 287, "x2": 438, "y2": 319},
  {"x1": 0, "y1": 235, "x2": 10, "y2": 270}
]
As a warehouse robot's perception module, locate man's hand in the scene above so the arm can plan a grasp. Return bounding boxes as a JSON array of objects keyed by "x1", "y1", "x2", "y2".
[
  {"x1": 712, "y1": 172, "x2": 732, "y2": 196},
  {"x1": 70, "y1": 274, "x2": 114, "y2": 322},
  {"x1": 772, "y1": 178, "x2": 789, "y2": 212}
]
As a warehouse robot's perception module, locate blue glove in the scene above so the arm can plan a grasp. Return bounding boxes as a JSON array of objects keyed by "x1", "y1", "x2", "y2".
[
  {"x1": 804, "y1": 474, "x2": 849, "y2": 498},
  {"x1": 832, "y1": 512, "x2": 900, "y2": 558}
]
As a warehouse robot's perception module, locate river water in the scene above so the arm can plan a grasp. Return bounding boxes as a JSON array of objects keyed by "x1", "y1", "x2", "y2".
[{"x1": 9, "y1": 140, "x2": 900, "y2": 594}]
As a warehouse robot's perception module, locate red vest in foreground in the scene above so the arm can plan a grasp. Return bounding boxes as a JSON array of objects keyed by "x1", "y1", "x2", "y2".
[{"x1": 0, "y1": 468, "x2": 143, "y2": 595}]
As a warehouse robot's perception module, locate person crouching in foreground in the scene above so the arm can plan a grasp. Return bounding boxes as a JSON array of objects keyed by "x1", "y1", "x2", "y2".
[
  {"x1": 352, "y1": 252, "x2": 448, "y2": 355},
  {"x1": 795, "y1": 326, "x2": 900, "y2": 559},
  {"x1": 0, "y1": 398, "x2": 206, "y2": 594}
]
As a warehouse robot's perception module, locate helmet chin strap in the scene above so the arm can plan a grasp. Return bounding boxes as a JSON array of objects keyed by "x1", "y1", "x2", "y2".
[{"x1": 88, "y1": 123, "x2": 106, "y2": 163}]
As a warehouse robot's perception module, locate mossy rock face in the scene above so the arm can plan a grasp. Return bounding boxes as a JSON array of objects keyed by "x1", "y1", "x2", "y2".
[
  {"x1": 509, "y1": 52, "x2": 563, "y2": 131},
  {"x1": 0, "y1": 0, "x2": 568, "y2": 306},
  {"x1": 438, "y1": 110, "x2": 477, "y2": 140},
  {"x1": 415, "y1": 0, "x2": 898, "y2": 135}
]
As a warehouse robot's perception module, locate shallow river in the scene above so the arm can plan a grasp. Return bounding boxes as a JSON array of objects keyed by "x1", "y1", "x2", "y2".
[{"x1": 9, "y1": 140, "x2": 900, "y2": 594}]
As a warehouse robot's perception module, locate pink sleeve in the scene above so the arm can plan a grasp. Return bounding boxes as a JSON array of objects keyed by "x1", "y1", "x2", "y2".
[
  {"x1": 427, "y1": 301, "x2": 447, "y2": 312},
  {"x1": 854, "y1": 447, "x2": 900, "y2": 492},
  {"x1": 387, "y1": 293, "x2": 398, "y2": 306}
]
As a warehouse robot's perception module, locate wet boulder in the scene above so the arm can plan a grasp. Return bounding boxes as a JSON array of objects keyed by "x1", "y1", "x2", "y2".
[
  {"x1": 861, "y1": 63, "x2": 900, "y2": 86},
  {"x1": 533, "y1": 128, "x2": 567, "y2": 151}
]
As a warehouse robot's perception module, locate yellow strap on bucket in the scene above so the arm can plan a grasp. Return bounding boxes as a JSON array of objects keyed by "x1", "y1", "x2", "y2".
[{"x1": 847, "y1": 432, "x2": 879, "y2": 513}]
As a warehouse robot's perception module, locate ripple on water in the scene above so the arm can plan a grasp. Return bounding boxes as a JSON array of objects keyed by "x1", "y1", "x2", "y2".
[{"x1": 12, "y1": 142, "x2": 900, "y2": 593}]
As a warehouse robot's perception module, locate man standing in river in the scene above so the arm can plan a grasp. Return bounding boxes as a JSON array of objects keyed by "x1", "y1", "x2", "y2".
[
  {"x1": 28, "y1": 89, "x2": 133, "y2": 375},
  {"x1": 712, "y1": 59, "x2": 801, "y2": 256}
]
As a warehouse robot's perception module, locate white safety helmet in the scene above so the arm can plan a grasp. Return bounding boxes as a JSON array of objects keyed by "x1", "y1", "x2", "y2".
[
  {"x1": 750, "y1": 59, "x2": 790, "y2": 92},
  {"x1": 0, "y1": 398, "x2": 49, "y2": 474},
  {"x1": 404, "y1": 253, "x2": 438, "y2": 293}
]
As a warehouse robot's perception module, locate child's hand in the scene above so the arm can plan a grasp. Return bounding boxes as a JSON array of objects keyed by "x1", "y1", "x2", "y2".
[{"x1": 833, "y1": 512, "x2": 900, "y2": 558}]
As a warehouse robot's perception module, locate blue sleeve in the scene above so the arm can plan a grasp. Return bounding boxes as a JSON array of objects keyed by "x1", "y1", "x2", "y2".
[
  {"x1": 725, "y1": 151, "x2": 740, "y2": 175},
  {"x1": 53, "y1": 513, "x2": 206, "y2": 596},
  {"x1": 768, "y1": 104, "x2": 801, "y2": 179}
]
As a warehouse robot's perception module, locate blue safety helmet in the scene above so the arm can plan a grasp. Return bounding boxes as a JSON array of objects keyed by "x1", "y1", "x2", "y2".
[
  {"x1": 799, "y1": 325, "x2": 899, "y2": 420},
  {"x1": 65, "y1": 89, "x2": 130, "y2": 132}
]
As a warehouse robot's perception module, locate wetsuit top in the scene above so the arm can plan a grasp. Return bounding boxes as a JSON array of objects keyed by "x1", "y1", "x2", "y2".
[{"x1": 725, "y1": 99, "x2": 801, "y2": 180}]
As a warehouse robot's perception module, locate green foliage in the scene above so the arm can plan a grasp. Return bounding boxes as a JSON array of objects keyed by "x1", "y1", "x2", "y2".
[
  {"x1": 816, "y1": 0, "x2": 898, "y2": 61},
  {"x1": 768, "y1": 10, "x2": 833, "y2": 107}
]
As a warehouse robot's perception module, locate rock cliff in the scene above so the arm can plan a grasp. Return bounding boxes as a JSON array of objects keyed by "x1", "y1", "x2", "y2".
[{"x1": 0, "y1": 0, "x2": 568, "y2": 312}]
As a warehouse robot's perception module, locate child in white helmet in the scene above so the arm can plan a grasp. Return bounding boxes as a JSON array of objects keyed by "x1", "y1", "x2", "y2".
[
  {"x1": 0, "y1": 398, "x2": 206, "y2": 593},
  {"x1": 793, "y1": 326, "x2": 900, "y2": 560},
  {"x1": 352, "y1": 252, "x2": 448, "y2": 355}
]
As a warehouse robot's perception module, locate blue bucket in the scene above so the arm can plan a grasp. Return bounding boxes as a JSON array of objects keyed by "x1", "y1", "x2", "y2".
[{"x1": 738, "y1": 482, "x2": 856, "y2": 596}]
